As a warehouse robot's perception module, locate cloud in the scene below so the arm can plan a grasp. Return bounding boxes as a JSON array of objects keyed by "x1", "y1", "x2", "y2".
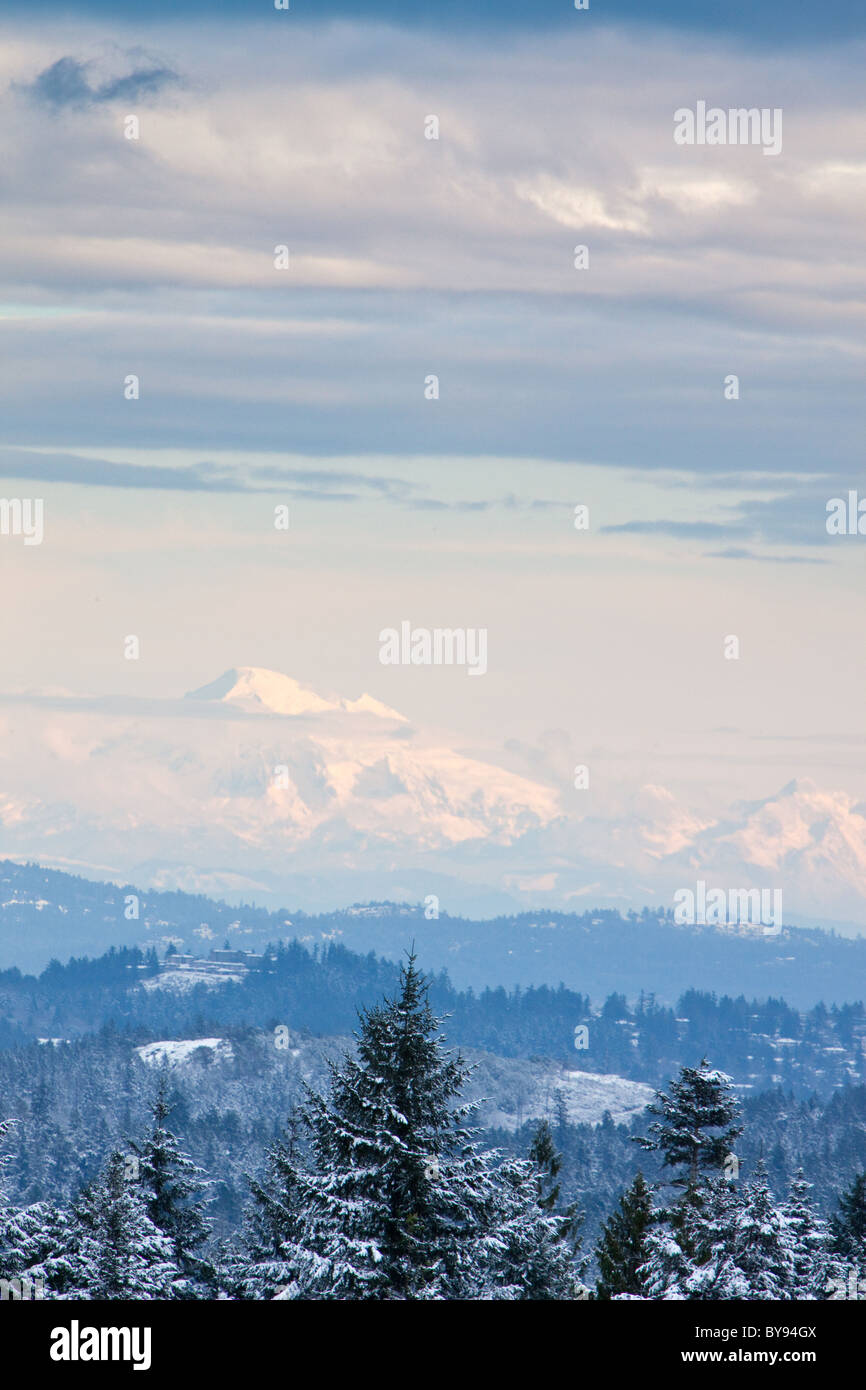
[
  {"x1": 602, "y1": 480, "x2": 862, "y2": 551},
  {"x1": 602, "y1": 520, "x2": 741, "y2": 540},
  {"x1": 23, "y1": 54, "x2": 181, "y2": 108},
  {"x1": 0, "y1": 445, "x2": 528, "y2": 509},
  {"x1": 0, "y1": 447, "x2": 413, "y2": 497},
  {"x1": 705, "y1": 547, "x2": 827, "y2": 565},
  {"x1": 0, "y1": 24, "x2": 863, "y2": 473}
]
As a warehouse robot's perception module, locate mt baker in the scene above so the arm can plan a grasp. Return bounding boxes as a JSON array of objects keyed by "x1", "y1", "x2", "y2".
[{"x1": 0, "y1": 667, "x2": 864, "y2": 925}]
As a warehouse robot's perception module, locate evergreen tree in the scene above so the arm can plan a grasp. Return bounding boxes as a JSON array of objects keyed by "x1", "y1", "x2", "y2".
[
  {"x1": 641, "y1": 1167, "x2": 800, "y2": 1301},
  {"x1": 272, "y1": 953, "x2": 576, "y2": 1299},
  {"x1": 687, "y1": 1167, "x2": 798, "y2": 1300},
  {"x1": 529, "y1": 1120, "x2": 562, "y2": 1211},
  {"x1": 0, "y1": 1119, "x2": 66, "y2": 1297},
  {"x1": 485, "y1": 1120, "x2": 583, "y2": 1300},
  {"x1": 596, "y1": 1172, "x2": 655, "y2": 1299},
  {"x1": 785, "y1": 1169, "x2": 832, "y2": 1298},
  {"x1": 0, "y1": 1201, "x2": 66, "y2": 1297},
  {"x1": 33, "y1": 1149, "x2": 178, "y2": 1299},
  {"x1": 830, "y1": 1171, "x2": 866, "y2": 1261},
  {"x1": 553, "y1": 1090, "x2": 569, "y2": 1148},
  {"x1": 485, "y1": 1155, "x2": 580, "y2": 1300},
  {"x1": 636, "y1": 1059, "x2": 743, "y2": 1194},
  {"x1": 638, "y1": 1218, "x2": 696, "y2": 1300},
  {"x1": 128, "y1": 1077, "x2": 213, "y2": 1295},
  {"x1": 235, "y1": 1112, "x2": 306, "y2": 1299}
]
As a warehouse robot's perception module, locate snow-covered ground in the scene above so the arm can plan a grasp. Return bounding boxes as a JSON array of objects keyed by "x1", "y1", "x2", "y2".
[
  {"x1": 142, "y1": 968, "x2": 246, "y2": 993},
  {"x1": 135, "y1": 1038, "x2": 234, "y2": 1068},
  {"x1": 468, "y1": 1055, "x2": 654, "y2": 1131}
]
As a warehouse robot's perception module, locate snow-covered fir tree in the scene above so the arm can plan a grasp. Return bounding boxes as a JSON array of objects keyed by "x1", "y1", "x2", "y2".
[
  {"x1": 636, "y1": 1058, "x2": 743, "y2": 1194},
  {"x1": 233, "y1": 1111, "x2": 307, "y2": 1299},
  {"x1": 487, "y1": 1122, "x2": 584, "y2": 1300},
  {"x1": 478, "y1": 1155, "x2": 581, "y2": 1300},
  {"x1": 686, "y1": 1165, "x2": 800, "y2": 1300},
  {"x1": 826, "y1": 1170, "x2": 866, "y2": 1299},
  {"x1": 634, "y1": 1058, "x2": 743, "y2": 1295},
  {"x1": 784, "y1": 1169, "x2": 833, "y2": 1298},
  {"x1": 0, "y1": 1199, "x2": 68, "y2": 1296},
  {"x1": 0, "y1": 1119, "x2": 66, "y2": 1297},
  {"x1": 633, "y1": 1063, "x2": 815, "y2": 1300},
  {"x1": 595, "y1": 1171, "x2": 656, "y2": 1299},
  {"x1": 830, "y1": 1171, "x2": 866, "y2": 1261},
  {"x1": 260, "y1": 953, "x2": 581, "y2": 1299},
  {"x1": 640, "y1": 1164, "x2": 812, "y2": 1301},
  {"x1": 128, "y1": 1077, "x2": 213, "y2": 1296},
  {"x1": 32, "y1": 1149, "x2": 178, "y2": 1299}
]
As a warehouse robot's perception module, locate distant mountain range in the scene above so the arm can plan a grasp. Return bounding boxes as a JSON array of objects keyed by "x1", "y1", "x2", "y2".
[
  {"x1": 0, "y1": 666, "x2": 864, "y2": 926},
  {"x1": 2, "y1": 858, "x2": 866, "y2": 1009}
]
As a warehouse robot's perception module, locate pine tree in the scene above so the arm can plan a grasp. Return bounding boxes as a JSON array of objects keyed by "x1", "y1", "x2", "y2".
[
  {"x1": 485, "y1": 1155, "x2": 581, "y2": 1300},
  {"x1": 0, "y1": 1202, "x2": 66, "y2": 1297},
  {"x1": 529, "y1": 1120, "x2": 562, "y2": 1211},
  {"x1": 33, "y1": 1149, "x2": 178, "y2": 1299},
  {"x1": 0, "y1": 1117, "x2": 16, "y2": 1210},
  {"x1": 785, "y1": 1169, "x2": 832, "y2": 1298},
  {"x1": 0, "y1": 1119, "x2": 65, "y2": 1298},
  {"x1": 641, "y1": 1166, "x2": 801, "y2": 1301},
  {"x1": 596, "y1": 1172, "x2": 655, "y2": 1299},
  {"x1": 636, "y1": 1059, "x2": 743, "y2": 1195},
  {"x1": 830, "y1": 1171, "x2": 866, "y2": 1260},
  {"x1": 553, "y1": 1090, "x2": 569, "y2": 1148},
  {"x1": 128, "y1": 1077, "x2": 213, "y2": 1295},
  {"x1": 687, "y1": 1167, "x2": 798, "y2": 1300},
  {"x1": 485, "y1": 1120, "x2": 583, "y2": 1300},
  {"x1": 235, "y1": 1112, "x2": 307, "y2": 1299},
  {"x1": 271, "y1": 953, "x2": 577, "y2": 1299}
]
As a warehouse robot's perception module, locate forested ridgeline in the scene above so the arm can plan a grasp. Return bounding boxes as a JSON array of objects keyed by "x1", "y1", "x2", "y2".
[{"x1": 2, "y1": 937, "x2": 865, "y2": 1094}]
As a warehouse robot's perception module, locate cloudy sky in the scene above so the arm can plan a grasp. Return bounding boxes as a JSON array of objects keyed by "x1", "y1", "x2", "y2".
[{"x1": 1, "y1": 0, "x2": 864, "y2": 820}]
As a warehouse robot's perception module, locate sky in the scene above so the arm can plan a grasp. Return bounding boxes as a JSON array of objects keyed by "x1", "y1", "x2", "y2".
[
  {"x1": 0, "y1": 0, "x2": 864, "y2": 825},
  {"x1": 8, "y1": 0, "x2": 866, "y2": 42}
]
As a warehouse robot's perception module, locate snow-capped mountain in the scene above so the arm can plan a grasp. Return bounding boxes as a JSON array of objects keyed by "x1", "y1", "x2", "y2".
[
  {"x1": 0, "y1": 668, "x2": 561, "y2": 907},
  {"x1": 654, "y1": 779, "x2": 866, "y2": 921},
  {"x1": 185, "y1": 667, "x2": 407, "y2": 722},
  {"x1": 0, "y1": 671, "x2": 864, "y2": 925}
]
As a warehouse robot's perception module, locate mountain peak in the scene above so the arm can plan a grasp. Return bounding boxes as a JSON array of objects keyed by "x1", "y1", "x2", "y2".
[
  {"x1": 775, "y1": 777, "x2": 820, "y2": 799},
  {"x1": 184, "y1": 667, "x2": 406, "y2": 721}
]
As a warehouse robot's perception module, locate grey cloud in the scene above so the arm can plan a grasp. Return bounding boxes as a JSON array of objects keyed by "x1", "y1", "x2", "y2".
[
  {"x1": 0, "y1": 449, "x2": 245, "y2": 493},
  {"x1": 249, "y1": 463, "x2": 413, "y2": 502},
  {"x1": 0, "y1": 446, "x2": 500, "y2": 509},
  {"x1": 604, "y1": 485, "x2": 851, "y2": 551},
  {"x1": 668, "y1": 473, "x2": 829, "y2": 494},
  {"x1": 24, "y1": 55, "x2": 180, "y2": 108},
  {"x1": 407, "y1": 498, "x2": 491, "y2": 513},
  {"x1": 734, "y1": 493, "x2": 838, "y2": 547},
  {"x1": 705, "y1": 547, "x2": 827, "y2": 565},
  {"x1": 0, "y1": 448, "x2": 408, "y2": 497},
  {"x1": 602, "y1": 520, "x2": 742, "y2": 540}
]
